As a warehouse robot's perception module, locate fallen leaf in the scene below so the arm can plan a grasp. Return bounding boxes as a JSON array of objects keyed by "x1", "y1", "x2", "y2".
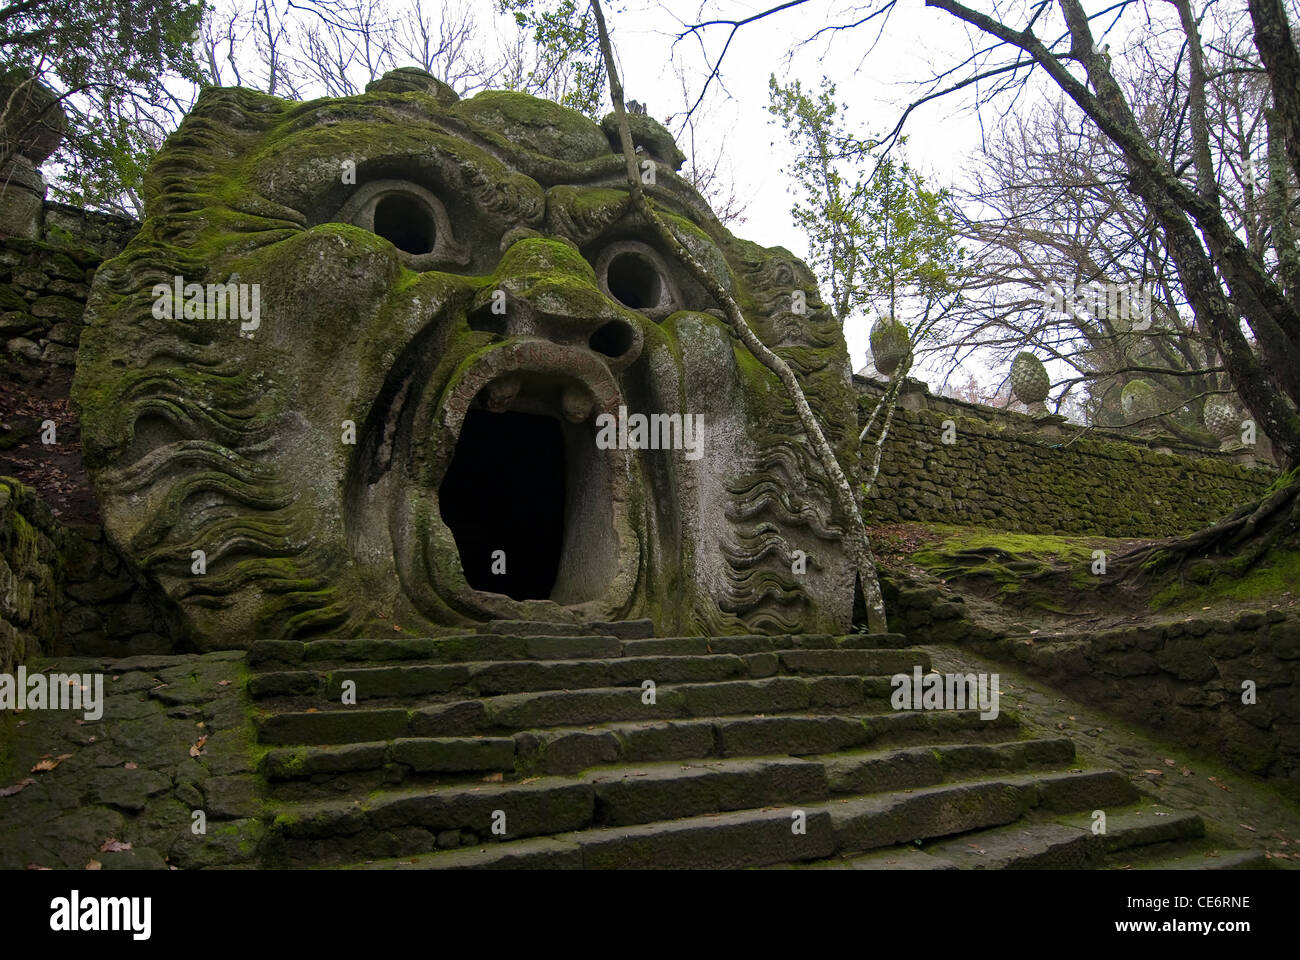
[
  {"x1": 26, "y1": 863, "x2": 51, "y2": 870},
  {"x1": 480, "y1": 772, "x2": 503, "y2": 783},
  {"x1": 1240, "y1": 824, "x2": 1257, "y2": 832},
  {"x1": 393, "y1": 624, "x2": 401, "y2": 632},
  {"x1": 519, "y1": 777, "x2": 539, "y2": 785},
  {"x1": 305, "y1": 708, "x2": 318, "y2": 714},
  {"x1": 217, "y1": 680, "x2": 231, "y2": 687},
  {"x1": 189, "y1": 735, "x2": 208, "y2": 757},
  {"x1": 30, "y1": 754, "x2": 72, "y2": 773},
  {"x1": 195, "y1": 721, "x2": 205, "y2": 728},
  {"x1": 1208, "y1": 776, "x2": 1230, "y2": 791},
  {"x1": 1180, "y1": 766, "x2": 1191, "y2": 776},
  {"x1": 1163, "y1": 758, "x2": 1175, "y2": 766},
  {"x1": 85, "y1": 860, "x2": 102, "y2": 870},
  {"x1": 123, "y1": 762, "x2": 138, "y2": 770},
  {"x1": 0, "y1": 778, "x2": 36, "y2": 797},
  {"x1": 1142, "y1": 769, "x2": 1164, "y2": 776},
  {"x1": 98, "y1": 839, "x2": 131, "y2": 853}
]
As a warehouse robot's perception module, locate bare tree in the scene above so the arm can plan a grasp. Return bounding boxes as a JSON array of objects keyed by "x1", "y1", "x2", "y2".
[
  {"x1": 198, "y1": 0, "x2": 502, "y2": 99},
  {"x1": 664, "y1": 62, "x2": 750, "y2": 225},
  {"x1": 672, "y1": 0, "x2": 1300, "y2": 461}
]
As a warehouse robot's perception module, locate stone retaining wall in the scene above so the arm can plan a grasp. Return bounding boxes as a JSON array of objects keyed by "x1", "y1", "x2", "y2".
[
  {"x1": 857, "y1": 376, "x2": 1276, "y2": 537},
  {"x1": 2, "y1": 200, "x2": 167, "y2": 659},
  {"x1": 0, "y1": 478, "x2": 61, "y2": 674},
  {"x1": 0, "y1": 478, "x2": 171, "y2": 669},
  {"x1": 976, "y1": 611, "x2": 1300, "y2": 799}
]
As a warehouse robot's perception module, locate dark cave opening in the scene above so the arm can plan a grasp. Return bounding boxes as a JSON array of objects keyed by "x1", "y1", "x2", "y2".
[{"x1": 438, "y1": 408, "x2": 565, "y2": 601}]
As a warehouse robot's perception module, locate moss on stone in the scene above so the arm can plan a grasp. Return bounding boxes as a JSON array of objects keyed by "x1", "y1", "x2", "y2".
[{"x1": 1151, "y1": 548, "x2": 1300, "y2": 611}]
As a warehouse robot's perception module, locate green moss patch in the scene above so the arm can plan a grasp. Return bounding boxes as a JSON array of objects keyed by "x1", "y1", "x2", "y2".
[{"x1": 1151, "y1": 547, "x2": 1300, "y2": 611}]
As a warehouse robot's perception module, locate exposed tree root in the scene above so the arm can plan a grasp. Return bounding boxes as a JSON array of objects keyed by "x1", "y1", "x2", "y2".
[{"x1": 1113, "y1": 476, "x2": 1300, "y2": 586}]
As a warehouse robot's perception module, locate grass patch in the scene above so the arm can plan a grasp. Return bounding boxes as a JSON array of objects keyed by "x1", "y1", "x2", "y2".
[{"x1": 907, "y1": 525, "x2": 1137, "y2": 606}]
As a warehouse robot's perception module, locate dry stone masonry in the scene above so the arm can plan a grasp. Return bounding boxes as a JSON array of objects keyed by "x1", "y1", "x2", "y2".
[{"x1": 858, "y1": 376, "x2": 1275, "y2": 536}]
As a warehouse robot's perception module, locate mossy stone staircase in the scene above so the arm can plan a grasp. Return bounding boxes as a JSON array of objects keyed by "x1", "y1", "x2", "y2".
[{"x1": 244, "y1": 621, "x2": 1265, "y2": 869}]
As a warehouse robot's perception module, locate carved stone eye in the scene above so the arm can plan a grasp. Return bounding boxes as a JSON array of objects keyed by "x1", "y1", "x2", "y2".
[
  {"x1": 594, "y1": 240, "x2": 678, "y2": 320},
  {"x1": 335, "y1": 179, "x2": 469, "y2": 270}
]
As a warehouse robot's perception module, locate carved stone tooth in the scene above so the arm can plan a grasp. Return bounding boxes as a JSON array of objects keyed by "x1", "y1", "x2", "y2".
[
  {"x1": 561, "y1": 382, "x2": 594, "y2": 423},
  {"x1": 484, "y1": 375, "x2": 520, "y2": 413}
]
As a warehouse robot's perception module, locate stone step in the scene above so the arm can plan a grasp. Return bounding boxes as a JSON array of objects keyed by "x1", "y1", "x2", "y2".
[
  {"x1": 474, "y1": 619, "x2": 656, "y2": 639},
  {"x1": 310, "y1": 769, "x2": 1132, "y2": 870},
  {"x1": 259, "y1": 708, "x2": 1024, "y2": 784},
  {"x1": 343, "y1": 807, "x2": 831, "y2": 870},
  {"x1": 620, "y1": 634, "x2": 911, "y2": 656},
  {"x1": 778, "y1": 807, "x2": 1205, "y2": 870},
  {"x1": 254, "y1": 675, "x2": 907, "y2": 744},
  {"x1": 248, "y1": 634, "x2": 622, "y2": 668},
  {"x1": 247, "y1": 648, "x2": 930, "y2": 702},
  {"x1": 583, "y1": 756, "x2": 830, "y2": 826},
  {"x1": 922, "y1": 810, "x2": 1204, "y2": 869},
  {"x1": 246, "y1": 632, "x2": 909, "y2": 669},
  {"x1": 351, "y1": 837, "x2": 585, "y2": 870},
  {"x1": 820, "y1": 738, "x2": 1076, "y2": 794},
  {"x1": 826, "y1": 770, "x2": 1138, "y2": 856},
  {"x1": 1129, "y1": 847, "x2": 1271, "y2": 870}
]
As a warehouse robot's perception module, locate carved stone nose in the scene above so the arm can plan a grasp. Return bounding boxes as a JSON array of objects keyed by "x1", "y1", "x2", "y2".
[{"x1": 475, "y1": 238, "x2": 644, "y2": 370}]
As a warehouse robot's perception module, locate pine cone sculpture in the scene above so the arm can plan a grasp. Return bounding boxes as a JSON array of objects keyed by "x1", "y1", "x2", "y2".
[
  {"x1": 1010, "y1": 352, "x2": 1050, "y2": 407},
  {"x1": 1203, "y1": 396, "x2": 1239, "y2": 440}
]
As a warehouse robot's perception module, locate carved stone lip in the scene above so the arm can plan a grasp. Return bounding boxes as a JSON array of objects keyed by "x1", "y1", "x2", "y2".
[
  {"x1": 430, "y1": 339, "x2": 625, "y2": 478},
  {"x1": 415, "y1": 338, "x2": 642, "y2": 622}
]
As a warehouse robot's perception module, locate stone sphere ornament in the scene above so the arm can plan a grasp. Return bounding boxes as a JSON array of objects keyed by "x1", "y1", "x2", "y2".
[
  {"x1": 869, "y1": 316, "x2": 910, "y2": 378},
  {"x1": 1010, "y1": 351, "x2": 1050, "y2": 414},
  {"x1": 1120, "y1": 379, "x2": 1159, "y2": 422}
]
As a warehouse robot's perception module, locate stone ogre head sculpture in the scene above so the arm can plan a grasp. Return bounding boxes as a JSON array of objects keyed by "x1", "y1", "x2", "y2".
[{"x1": 72, "y1": 68, "x2": 860, "y2": 649}]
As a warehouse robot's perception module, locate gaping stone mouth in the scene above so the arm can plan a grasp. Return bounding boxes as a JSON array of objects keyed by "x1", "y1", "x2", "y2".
[
  {"x1": 420, "y1": 339, "x2": 638, "y2": 616},
  {"x1": 439, "y1": 371, "x2": 610, "y2": 603}
]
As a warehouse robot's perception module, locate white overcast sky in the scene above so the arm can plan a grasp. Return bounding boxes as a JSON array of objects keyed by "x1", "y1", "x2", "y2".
[
  {"x1": 531, "y1": 0, "x2": 1051, "y2": 378},
  {"x1": 197, "y1": 0, "x2": 1173, "y2": 385}
]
